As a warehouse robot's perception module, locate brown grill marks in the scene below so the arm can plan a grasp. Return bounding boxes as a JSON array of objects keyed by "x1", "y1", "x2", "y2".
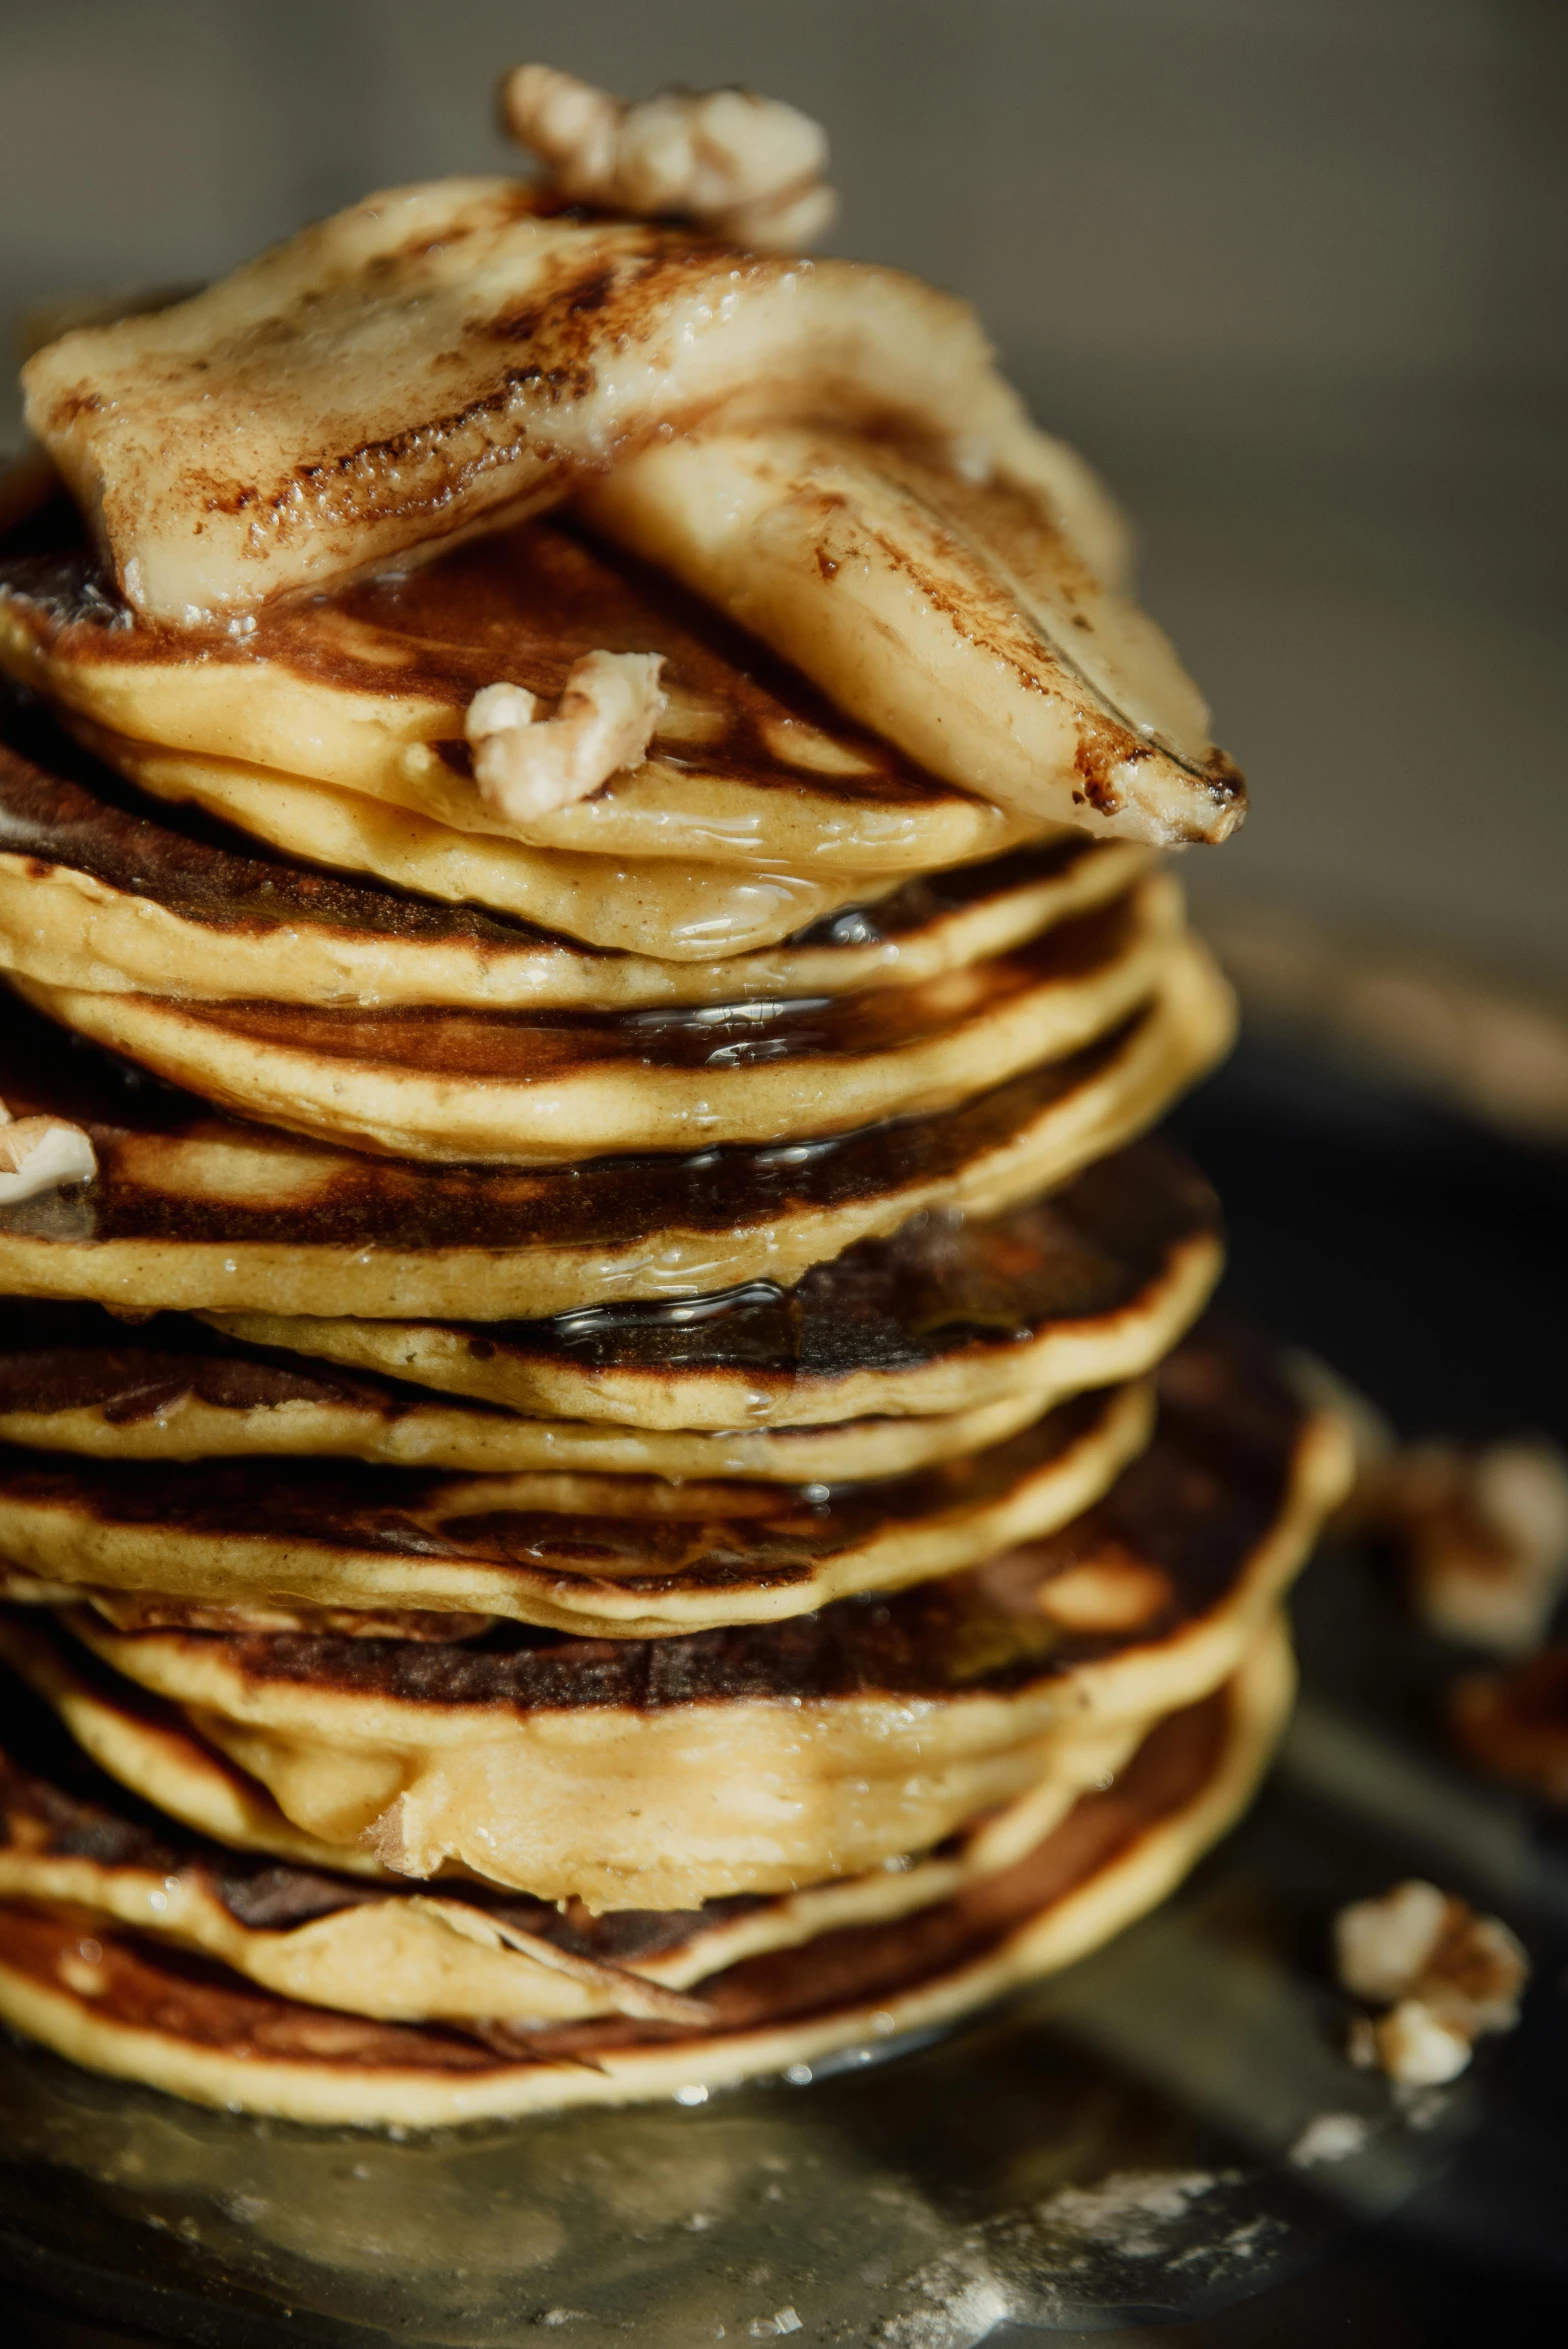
[
  {"x1": 383, "y1": 1138, "x2": 1218, "y2": 1387},
  {"x1": 0, "y1": 983, "x2": 1147, "y2": 1254},
  {"x1": 80, "y1": 1322, "x2": 1296, "y2": 1711},
  {"x1": 165, "y1": 893, "x2": 1142, "y2": 1082},
  {"x1": 0, "y1": 1302, "x2": 411, "y2": 1424},
  {"x1": 0, "y1": 1379, "x2": 1121, "y2": 1596},
  {"x1": 0, "y1": 1686, "x2": 1224, "y2": 2069}
]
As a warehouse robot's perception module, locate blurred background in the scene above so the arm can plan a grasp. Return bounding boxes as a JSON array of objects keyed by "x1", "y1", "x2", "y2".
[{"x1": 0, "y1": 0, "x2": 1563, "y2": 1004}]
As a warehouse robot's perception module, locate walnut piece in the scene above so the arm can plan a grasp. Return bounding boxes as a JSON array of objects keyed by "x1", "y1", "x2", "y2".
[
  {"x1": 1334, "y1": 1879, "x2": 1528, "y2": 2086},
  {"x1": 1451, "y1": 1645, "x2": 1568, "y2": 1802},
  {"x1": 466, "y1": 651, "x2": 667, "y2": 827},
  {"x1": 0, "y1": 1101, "x2": 96, "y2": 1204},
  {"x1": 501, "y1": 65, "x2": 837, "y2": 251},
  {"x1": 1354, "y1": 1436, "x2": 1568, "y2": 1654}
]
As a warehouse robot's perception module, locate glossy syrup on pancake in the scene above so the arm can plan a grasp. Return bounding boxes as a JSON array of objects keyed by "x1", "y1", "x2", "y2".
[
  {"x1": 0, "y1": 696, "x2": 1146, "y2": 1008},
  {"x1": 0, "y1": 950, "x2": 1234, "y2": 1317},
  {"x1": 0, "y1": 508, "x2": 1040, "y2": 871},
  {"x1": 207, "y1": 1135, "x2": 1221, "y2": 1428},
  {"x1": 16, "y1": 876, "x2": 1177, "y2": 1162},
  {"x1": 0, "y1": 1298, "x2": 1060, "y2": 1486}
]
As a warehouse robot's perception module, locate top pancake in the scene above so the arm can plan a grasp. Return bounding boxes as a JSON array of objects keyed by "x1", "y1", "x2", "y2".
[
  {"x1": 0, "y1": 700, "x2": 1148, "y2": 1009},
  {"x1": 0, "y1": 513, "x2": 1042, "y2": 876}
]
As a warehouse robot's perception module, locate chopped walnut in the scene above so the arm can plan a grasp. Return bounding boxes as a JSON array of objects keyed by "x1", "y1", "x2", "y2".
[
  {"x1": 1334, "y1": 1880, "x2": 1528, "y2": 2086},
  {"x1": 466, "y1": 651, "x2": 667, "y2": 826},
  {"x1": 0, "y1": 1101, "x2": 96, "y2": 1205},
  {"x1": 501, "y1": 66, "x2": 837, "y2": 251},
  {"x1": 1353, "y1": 1437, "x2": 1568, "y2": 1654},
  {"x1": 1451, "y1": 1646, "x2": 1568, "y2": 1802}
]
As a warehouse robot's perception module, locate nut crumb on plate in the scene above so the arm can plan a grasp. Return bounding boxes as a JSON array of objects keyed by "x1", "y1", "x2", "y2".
[
  {"x1": 1333, "y1": 1880, "x2": 1528, "y2": 2085},
  {"x1": 1451, "y1": 1646, "x2": 1568, "y2": 1802},
  {"x1": 1353, "y1": 1437, "x2": 1568, "y2": 1655}
]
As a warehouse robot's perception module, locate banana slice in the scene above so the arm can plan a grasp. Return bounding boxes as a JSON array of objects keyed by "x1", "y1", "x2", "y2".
[
  {"x1": 22, "y1": 181, "x2": 1123, "y2": 625},
  {"x1": 581, "y1": 426, "x2": 1245, "y2": 847}
]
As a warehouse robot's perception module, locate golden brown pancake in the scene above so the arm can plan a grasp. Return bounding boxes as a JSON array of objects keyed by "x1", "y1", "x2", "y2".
[
  {"x1": 0, "y1": 711, "x2": 1148, "y2": 1008},
  {"x1": 15, "y1": 877, "x2": 1181, "y2": 1162},
  {"x1": 0, "y1": 1652, "x2": 1155, "y2": 2023},
  {"x1": 0, "y1": 1300, "x2": 1059, "y2": 1484},
  {"x1": 68, "y1": 722, "x2": 890, "y2": 960},
  {"x1": 0, "y1": 517, "x2": 1043, "y2": 872},
  {"x1": 0, "y1": 1635, "x2": 1290, "y2": 2123},
  {"x1": 0, "y1": 1606, "x2": 387, "y2": 1874},
  {"x1": 0, "y1": 1378, "x2": 1154, "y2": 1636},
  {"x1": 206, "y1": 1139, "x2": 1221, "y2": 1430},
  {"x1": 0, "y1": 947, "x2": 1234, "y2": 1318},
  {"x1": 51, "y1": 1326, "x2": 1351, "y2": 1906}
]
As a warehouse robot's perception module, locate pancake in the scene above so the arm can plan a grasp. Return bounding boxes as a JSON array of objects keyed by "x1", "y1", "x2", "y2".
[
  {"x1": 0, "y1": 1599, "x2": 1134, "y2": 1903},
  {"x1": 0, "y1": 1378, "x2": 1155, "y2": 1636},
  {"x1": 65, "y1": 721, "x2": 888, "y2": 960},
  {"x1": 0, "y1": 713, "x2": 1149, "y2": 1008},
  {"x1": 0, "y1": 944, "x2": 1234, "y2": 1318},
  {"x1": 208, "y1": 1139, "x2": 1222, "y2": 1430},
  {"x1": 0, "y1": 1302, "x2": 1061, "y2": 1484},
  {"x1": 14, "y1": 878, "x2": 1181, "y2": 1162},
  {"x1": 0, "y1": 517, "x2": 1043, "y2": 873},
  {"x1": 53, "y1": 1328, "x2": 1352, "y2": 1906},
  {"x1": 0, "y1": 1652, "x2": 1162, "y2": 2025},
  {"x1": 0, "y1": 1636, "x2": 1290, "y2": 2123},
  {"x1": 0, "y1": 1607, "x2": 387, "y2": 1875}
]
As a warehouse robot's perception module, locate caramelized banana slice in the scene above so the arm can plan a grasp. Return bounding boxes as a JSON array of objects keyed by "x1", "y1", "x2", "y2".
[
  {"x1": 582, "y1": 427, "x2": 1244, "y2": 847},
  {"x1": 23, "y1": 182, "x2": 1123, "y2": 625}
]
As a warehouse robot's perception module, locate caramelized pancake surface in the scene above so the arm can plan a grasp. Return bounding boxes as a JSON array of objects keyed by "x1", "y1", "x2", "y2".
[
  {"x1": 0, "y1": 952, "x2": 1234, "y2": 1317},
  {"x1": 49, "y1": 1327, "x2": 1350, "y2": 1905},
  {"x1": 17, "y1": 878, "x2": 1179, "y2": 1161},
  {"x1": 0, "y1": 1379, "x2": 1154, "y2": 1635},
  {"x1": 208, "y1": 1139, "x2": 1221, "y2": 1429}
]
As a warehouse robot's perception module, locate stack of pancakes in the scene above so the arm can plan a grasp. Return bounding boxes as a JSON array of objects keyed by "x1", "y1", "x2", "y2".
[{"x1": 0, "y1": 225, "x2": 1349, "y2": 2131}]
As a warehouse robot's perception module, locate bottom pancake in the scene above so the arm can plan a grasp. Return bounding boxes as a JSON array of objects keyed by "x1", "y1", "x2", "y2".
[
  {"x1": 0, "y1": 1645, "x2": 1158, "y2": 2028},
  {"x1": 0, "y1": 1624, "x2": 1290, "y2": 2126}
]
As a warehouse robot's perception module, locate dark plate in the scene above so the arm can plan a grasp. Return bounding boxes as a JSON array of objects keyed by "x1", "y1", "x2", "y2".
[{"x1": 4, "y1": 1033, "x2": 1567, "y2": 2347}]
